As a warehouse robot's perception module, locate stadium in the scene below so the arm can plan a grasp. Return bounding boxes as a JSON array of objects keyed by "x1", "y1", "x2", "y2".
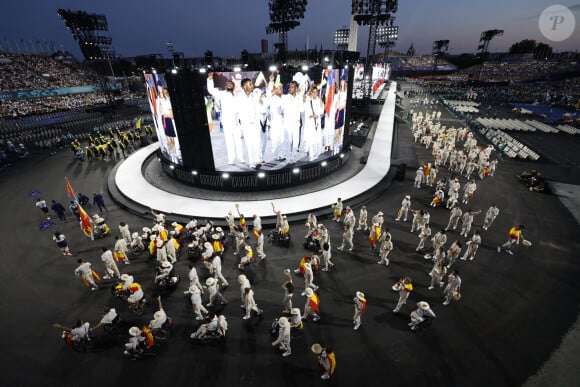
[{"x1": 1, "y1": 1, "x2": 579, "y2": 386}]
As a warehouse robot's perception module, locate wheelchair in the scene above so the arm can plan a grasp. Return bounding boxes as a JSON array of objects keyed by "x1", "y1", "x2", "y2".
[
  {"x1": 268, "y1": 230, "x2": 291, "y2": 247},
  {"x1": 303, "y1": 235, "x2": 321, "y2": 252}
]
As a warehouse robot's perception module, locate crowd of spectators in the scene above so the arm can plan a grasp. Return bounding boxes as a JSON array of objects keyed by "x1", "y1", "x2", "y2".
[
  {"x1": 0, "y1": 53, "x2": 98, "y2": 91},
  {"x1": 458, "y1": 60, "x2": 571, "y2": 83},
  {"x1": 0, "y1": 92, "x2": 107, "y2": 118}
]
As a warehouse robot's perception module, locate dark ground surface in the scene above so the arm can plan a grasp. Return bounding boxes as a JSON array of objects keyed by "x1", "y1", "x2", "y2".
[{"x1": 1, "y1": 84, "x2": 579, "y2": 387}]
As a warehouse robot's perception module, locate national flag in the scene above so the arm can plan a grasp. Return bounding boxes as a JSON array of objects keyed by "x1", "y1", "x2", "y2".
[
  {"x1": 136, "y1": 117, "x2": 142, "y2": 129},
  {"x1": 254, "y1": 71, "x2": 266, "y2": 87},
  {"x1": 328, "y1": 352, "x2": 336, "y2": 375},
  {"x1": 77, "y1": 202, "x2": 93, "y2": 238},
  {"x1": 360, "y1": 297, "x2": 367, "y2": 315},
  {"x1": 309, "y1": 292, "x2": 320, "y2": 313},
  {"x1": 324, "y1": 69, "x2": 335, "y2": 116},
  {"x1": 65, "y1": 177, "x2": 75, "y2": 199}
]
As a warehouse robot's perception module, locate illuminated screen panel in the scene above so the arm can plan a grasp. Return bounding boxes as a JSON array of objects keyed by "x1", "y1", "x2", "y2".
[
  {"x1": 144, "y1": 73, "x2": 183, "y2": 164},
  {"x1": 204, "y1": 68, "x2": 350, "y2": 171}
]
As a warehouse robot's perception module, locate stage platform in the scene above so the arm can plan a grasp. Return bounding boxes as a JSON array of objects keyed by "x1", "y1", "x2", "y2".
[{"x1": 109, "y1": 83, "x2": 398, "y2": 224}]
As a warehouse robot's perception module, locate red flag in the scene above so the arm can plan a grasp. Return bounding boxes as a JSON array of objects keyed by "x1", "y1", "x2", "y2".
[
  {"x1": 77, "y1": 202, "x2": 93, "y2": 238},
  {"x1": 309, "y1": 292, "x2": 320, "y2": 313},
  {"x1": 65, "y1": 177, "x2": 75, "y2": 199},
  {"x1": 324, "y1": 69, "x2": 335, "y2": 116}
]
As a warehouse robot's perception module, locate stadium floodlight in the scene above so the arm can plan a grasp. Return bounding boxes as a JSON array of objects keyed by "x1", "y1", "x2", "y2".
[{"x1": 269, "y1": 65, "x2": 277, "y2": 72}]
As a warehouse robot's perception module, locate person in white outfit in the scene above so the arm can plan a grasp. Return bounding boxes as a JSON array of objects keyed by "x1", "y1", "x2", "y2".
[
  {"x1": 100, "y1": 247, "x2": 120, "y2": 279},
  {"x1": 211, "y1": 255, "x2": 229, "y2": 287},
  {"x1": 429, "y1": 259, "x2": 447, "y2": 290},
  {"x1": 483, "y1": 204, "x2": 500, "y2": 230},
  {"x1": 267, "y1": 83, "x2": 286, "y2": 160},
  {"x1": 461, "y1": 230, "x2": 481, "y2": 261},
  {"x1": 321, "y1": 243, "x2": 333, "y2": 271},
  {"x1": 460, "y1": 209, "x2": 481, "y2": 237},
  {"x1": 271, "y1": 316, "x2": 292, "y2": 356},
  {"x1": 304, "y1": 86, "x2": 324, "y2": 161},
  {"x1": 188, "y1": 263, "x2": 204, "y2": 294},
  {"x1": 443, "y1": 270, "x2": 461, "y2": 305},
  {"x1": 337, "y1": 224, "x2": 353, "y2": 251},
  {"x1": 446, "y1": 240, "x2": 462, "y2": 269},
  {"x1": 377, "y1": 234, "x2": 393, "y2": 265},
  {"x1": 353, "y1": 291, "x2": 367, "y2": 330},
  {"x1": 393, "y1": 277, "x2": 413, "y2": 313},
  {"x1": 75, "y1": 258, "x2": 98, "y2": 291},
  {"x1": 446, "y1": 206, "x2": 463, "y2": 231},
  {"x1": 302, "y1": 262, "x2": 318, "y2": 292},
  {"x1": 357, "y1": 205, "x2": 368, "y2": 230},
  {"x1": 396, "y1": 195, "x2": 411, "y2": 221},
  {"x1": 243, "y1": 287, "x2": 263, "y2": 319},
  {"x1": 207, "y1": 73, "x2": 244, "y2": 164},
  {"x1": 416, "y1": 224, "x2": 431, "y2": 251},
  {"x1": 409, "y1": 301, "x2": 436, "y2": 331},
  {"x1": 282, "y1": 81, "x2": 304, "y2": 163},
  {"x1": 185, "y1": 284, "x2": 208, "y2": 320},
  {"x1": 332, "y1": 198, "x2": 343, "y2": 222},
  {"x1": 205, "y1": 277, "x2": 227, "y2": 307},
  {"x1": 235, "y1": 78, "x2": 264, "y2": 168},
  {"x1": 119, "y1": 222, "x2": 131, "y2": 243}
]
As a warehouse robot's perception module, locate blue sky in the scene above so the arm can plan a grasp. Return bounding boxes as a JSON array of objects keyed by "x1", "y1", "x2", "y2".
[{"x1": 0, "y1": 0, "x2": 578, "y2": 59}]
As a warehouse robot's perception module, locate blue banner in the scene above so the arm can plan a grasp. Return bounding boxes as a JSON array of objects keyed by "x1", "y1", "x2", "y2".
[{"x1": 0, "y1": 84, "x2": 122, "y2": 100}]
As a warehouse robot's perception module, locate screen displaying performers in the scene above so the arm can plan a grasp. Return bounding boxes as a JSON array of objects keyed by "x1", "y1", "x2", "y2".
[
  {"x1": 204, "y1": 68, "x2": 350, "y2": 171},
  {"x1": 144, "y1": 73, "x2": 183, "y2": 165}
]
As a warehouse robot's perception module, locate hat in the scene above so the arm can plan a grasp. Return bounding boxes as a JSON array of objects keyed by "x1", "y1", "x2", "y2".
[
  {"x1": 405, "y1": 195, "x2": 411, "y2": 200},
  {"x1": 149, "y1": 235, "x2": 156, "y2": 241},
  {"x1": 282, "y1": 215, "x2": 287, "y2": 219},
  {"x1": 161, "y1": 261, "x2": 171, "y2": 268},
  {"x1": 245, "y1": 245, "x2": 252, "y2": 251},
  {"x1": 311, "y1": 343, "x2": 323, "y2": 354},
  {"x1": 132, "y1": 232, "x2": 139, "y2": 239},
  {"x1": 205, "y1": 277, "x2": 217, "y2": 286},
  {"x1": 216, "y1": 227, "x2": 223, "y2": 232},
  {"x1": 278, "y1": 317, "x2": 289, "y2": 327},
  {"x1": 171, "y1": 222, "x2": 178, "y2": 227},
  {"x1": 142, "y1": 227, "x2": 151, "y2": 233},
  {"x1": 238, "y1": 274, "x2": 247, "y2": 284},
  {"x1": 304, "y1": 287, "x2": 313, "y2": 297},
  {"x1": 418, "y1": 301, "x2": 430, "y2": 310},
  {"x1": 212, "y1": 234, "x2": 220, "y2": 240},
  {"x1": 153, "y1": 311, "x2": 164, "y2": 320},
  {"x1": 291, "y1": 308, "x2": 301, "y2": 315},
  {"x1": 129, "y1": 327, "x2": 141, "y2": 337},
  {"x1": 151, "y1": 225, "x2": 160, "y2": 232},
  {"x1": 356, "y1": 291, "x2": 365, "y2": 300},
  {"x1": 156, "y1": 239, "x2": 164, "y2": 248},
  {"x1": 92, "y1": 214, "x2": 100, "y2": 219},
  {"x1": 189, "y1": 284, "x2": 199, "y2": 293},
  {"x1": 204, "y1": 242, "x2": 212, "y2": 248},
  {"x1": 120, "y1": 274, "x2": 131, "y2": 282},
  {"x1": 304, "y1": 262, "x2": 311, "y2": 270}
]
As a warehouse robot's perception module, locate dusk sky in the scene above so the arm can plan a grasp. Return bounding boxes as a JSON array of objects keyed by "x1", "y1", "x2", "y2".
[{"x1": 1, "y1": 0, "x2": 578, "y2": 60}]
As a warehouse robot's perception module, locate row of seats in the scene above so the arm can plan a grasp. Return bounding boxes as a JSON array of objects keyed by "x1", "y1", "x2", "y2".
[
  {"x1": 525, "y1": 120, "x2": 560, "y2": 133},
  {"x1": 556, "y1": 125, "x2": 580, "y2": 135},
  {"x1": 476, "y1": 117, "x2": 537, "y2": 132},
  {"x1": 480, "y1": 127, "x2": 540, "y2": 160}
]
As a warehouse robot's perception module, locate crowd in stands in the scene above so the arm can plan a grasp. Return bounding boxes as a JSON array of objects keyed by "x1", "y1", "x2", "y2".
[
  {"x1": 0, "y1": 92, "x2": 107, "y2": 118},
  {"x1": 458, "y1": 60, "x2": 573, "y2": 83},
  {"x1": 391, "y1": 56, "x2": 456, "y2": 71},
  {"x1": 0, "y1": 53, "x2": 98, "y2": 91}
]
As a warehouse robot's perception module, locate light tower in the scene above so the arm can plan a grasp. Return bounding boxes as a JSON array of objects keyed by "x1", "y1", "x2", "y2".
[
  {"x1": 334, "y1": 28, "x2": 350, "y2": 51},
  {"x1": 475, "y1": 29, "x2": 503, "y2": 80},
  {"x1": 352, "y1": 0, "x2": 398, "y2": 98},
  {"x1": 266, "y1": 0, "x2": 308, "y2": 62},
  {"x1": 431, "y1": 39, "x2": 450, "y2": 73}
]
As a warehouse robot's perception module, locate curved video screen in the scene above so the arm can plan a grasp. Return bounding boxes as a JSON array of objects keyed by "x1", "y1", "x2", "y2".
[
  {"x1": 144, "y1": 73, "x2": 183, "y2": 164},
  {"x1": 205, "y1": 68, "x2": 350, "y2": 171}
]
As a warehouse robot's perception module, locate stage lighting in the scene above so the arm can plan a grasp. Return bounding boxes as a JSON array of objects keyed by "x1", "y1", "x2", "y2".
[
  {"x1": 292, "y1": 168, "x2": 300, "y2": 174},
  {"x1": 171, "y1": 68, "x2": 178, "y2": 74},
  {"x1": 152, "y1": 68, "x2": 157, "y2": 74},
  {"x1": 340, "y1": 153, "x2": 345, "y2": 158},
  {"x1": 191, "y1": 170, "x2": 198, "y2": 175},
  {"x1": 199, "y1": 68, "x2": 207, "y2": 74},
  {"x1": 321, "y1": 161, "x2": 328, "y2": 167},
  {"x1": 324, "y1": 57, "x2": 329, "y2": 62},
  {"x1": 233, "y1": 66, "x2": 242, "y2": 72},
  {"x1": 327, "y1": 65, "x2": 333, "y2": 70},
  {"x1": 269, "y1": 65, "x2": 277, "y2": 72},
  {"x1": 222, "y1": 173, "x2": 230, "y2": 179},
  {"x1": 301, "y1": 64, "x2": 309, "y2": 72},
  {"x1": 258, "y1": 172, "x2": 266, "y2": 178},
  {"x1": 169, "y1": 164, "x2": 175, "y2": 170}
]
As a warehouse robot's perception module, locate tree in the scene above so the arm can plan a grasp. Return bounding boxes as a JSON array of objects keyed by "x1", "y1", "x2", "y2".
[{"x1": 509, "y1": 39, "x2": 553, "y2": 59}]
